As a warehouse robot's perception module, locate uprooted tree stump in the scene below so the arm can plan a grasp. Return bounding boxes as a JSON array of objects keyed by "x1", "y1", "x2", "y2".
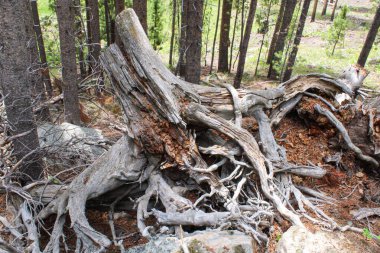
[{"x1": 3, "y1": 9, "x2": 380, "y2": 253}]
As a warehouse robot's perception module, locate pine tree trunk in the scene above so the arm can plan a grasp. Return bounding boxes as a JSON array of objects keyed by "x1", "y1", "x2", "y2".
[
  {"x1": 0, "y1": 0, "x2": 43, "y2": 182},
  {"x1": 114, "y1": 0, "x2": 125, "y2": 47},
  {"x1": 267, "y1": 0, "x2": 286, "y2": 64},
  {"x1": 73, "y1": 0, "x2": 87, "y2": 79},
  {"x1": 185, "y1": 0, "x2": 204, "y2": 83},
  {"x1": 56, "y1": 0, "x2": 81, "y2": 124},
  {"x1": 87, "y1": 0, "x2": 101, "y2": 72},
  {"x1": 104, "y1": 0, "x2": 111, "y2": 46},
  {"x1": 283, "y1": 0, "x2": 312, "y2": 81},
  {"x1": 30, "y1": 0, "x2": 53, "y2": 98},
  {"x1": 321, "y1": 0, "x2": 328, "y2": 16},
  {"x1": 233, "y1": 0, "x2": 258, "y2": 88},
  {"x1": 311, "y1": 0, "x2": 318, "y2": 22},
  {"x1": 255, "y1": 0, "x2": 273, "y2": 76},
  {"x1": 229, "y1": 1, "x2": 239, "y2": 72},
  {"x1": 27, "y1": 2, "x2": 51, "y2": 123},
  {"x1": 267, "y1": 0, "x2": 297, "y2": 80},
  {"x1": 357, "y1": 2, "x2": 380, "y2": 67},
  {"x1": 169, "y1": 0, "x2": 177, "y2": 67},
  {"x1": 133, "y1": 0, "x2": 148, "y2": 34},
  {"x1": 210, "y1": 0, "x2": 222, "y2": 74},
  {"x1": 178, "y1": 0, "x2": 188, "y2": 76},
  {"x1": 330, "y1": 0, "x2": 338, "y2": 21},
  {"x1": 218, "y1": 0, "x2": 233, "y2": 72}
]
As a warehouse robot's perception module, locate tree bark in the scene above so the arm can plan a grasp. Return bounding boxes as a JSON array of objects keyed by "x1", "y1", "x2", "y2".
[
  {"x1": 114, "y1": 0, "x2": 125, "y2": 47},
  {"x1": 56, "y1": 0, "x2": 81, "y2": 124},
  {"x1": 104, "y1": 0, "x2": 111, "y2": 46},
  {"x1": 218, "y1": 0, "x2": 233, "y2": 72},
  {"x1": 133, "y1": 0, "x2": 148, "y2": 34},
  {"x1": 357, "y1": 2, "x2": 380, "y2": 67},
  {"x1": 229, "y1": 0, "x2": 239, "y2": 72},
  {"x1": 311, "y1": 0, "x2": 318, "y2": 22},
  {"x1": 268, "y1": 0, "x2": 297, "y2": 80},
  {"x1": 178, "y1": 0, "x2": 188, "y2": 77},
  {"x1": 330, "y1": 0, "x2": 338, "y2": 21},
  {"x1": 169, "y1": 0, "x2": 177, "y2": 67},
  {"x1": 0, "y1": 0, "x2": 43, "y2": 182},
  {"x1": 30, "y1": 0, "x2": 53, "y2": 98},
  {"x1": 321, "y1": 0, "x2": 328, "y2": 16},
  {"x1": 282, "y1": 0, "x2": 312, "y2": 81},
  {"x1": 233, "y1": 0, "x2": 258, "y2": 88},
  {"x1": 73, "y1": 0, "x2": 87, "y2": 79},
  {"x1": 185, "y1": 0, "x2": 204, "y2": 83},
  {"x1": 267, "y1": 0, "x2": 286, "y2": 64},
  {"x1": 87, "y1": 0, "x2": 101, "y2": 73},
  {"x1": 210, "y1": 0, "x2": 222, "y2": 74}
]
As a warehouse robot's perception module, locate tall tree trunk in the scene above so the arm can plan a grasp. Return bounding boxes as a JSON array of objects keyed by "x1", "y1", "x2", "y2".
[
  {"x1": 210, "y1": 0, "x2": 222, "y2": 74},
  {"x1": 267, "y1": 0, "x2": 286, "y2": 64},
  {"x1": 311, "y1": 0, "x2": 318, "y2": 22},
  {"x1": 0, "y1": 0, "x2": 43, "y2": 182},
  {"x1": 330, "y1": 0, "x2": 338, "y2": 21},
  {"x1": 282, "y1": 0, "x2": 312, "y2": 81},
  {"x1": 104, "y1": 0, "x2": 111, "y2": 46},
  {"x1": 267, "y1": 0, "x2": 297, "y2": 80},
  {"x1": 233, "y1": 0, "x2": 258, "y2": 88},
  {"x1": 169, "y1": 0, "x2": 177, "y2": 67},
  {"x1": 30, "y1": 0, "x2": 53, "y2": 98},
  {"x1": 218, "y1": 0, "x2": 233, "y2": 72},
  {"x1": 185, "y1": 0, "x2": 204, "y2": 83},
  {"x1": 229, "y1": 0, "x2": 239, "y2": 72},
  {"x1": 73, "y1": 0, "x2": 87, "y2": 79},
  {"x1": 321, "y1": 0, "x2": 328, "y2": 16},
  {"x1": 114, "y1": 0, "x2": 125, "y2": 47},
  {"x1": 133, "y1": 0, "x2": 148, "y2": 34},
  {"x1": 255, "y1": 0, "x2": 273, "y2": 76},
  {"x1": 357, "y1": 2, "x2": 380, "y2": 67},
  {"x1": 177, "y1": 0, "x2": 188, "y2": 76},
  {"x1": 87, "y1": 0, "x2": 101, "y2": 73},
  {"x1": 56, "y1": 0, "x2": 81, "y2": 124}
]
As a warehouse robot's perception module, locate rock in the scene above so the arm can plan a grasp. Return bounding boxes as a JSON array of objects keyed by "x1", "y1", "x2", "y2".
[
  {"x1": 355, "y1": 172, "x2": 364, "y2": 178},
  {"x1": 38, "y1": 123, "x2": 109, "y2": 171},
  {"x1": 276, "y1": 226, "x2": 356, "y2": 253},
  {"x1": 126, "y1": 230, "x2": 256, "y2": 253}
]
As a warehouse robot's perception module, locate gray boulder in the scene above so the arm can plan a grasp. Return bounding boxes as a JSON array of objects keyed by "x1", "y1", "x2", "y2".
[{"x1": 126, "y1": 230, "x2": 256, "y2": 253}]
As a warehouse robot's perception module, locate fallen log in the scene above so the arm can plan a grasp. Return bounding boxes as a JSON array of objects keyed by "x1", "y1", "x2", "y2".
[{"x1": 4, "y1": 8, "x2": 380, "y2": 252}]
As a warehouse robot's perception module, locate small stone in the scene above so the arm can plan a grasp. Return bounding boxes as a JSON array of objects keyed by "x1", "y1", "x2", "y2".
[{"x1": 356, "y1": 172, "x2": 364, "y2": 178}]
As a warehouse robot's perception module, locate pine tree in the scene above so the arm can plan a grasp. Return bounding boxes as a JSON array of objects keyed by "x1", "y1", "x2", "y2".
[
  {"x1": 149, "y1": 0, "x2": 164, "y2": 50},
  {"x1": 357, "y1": 2, "x2": 380, "y2": 67}
]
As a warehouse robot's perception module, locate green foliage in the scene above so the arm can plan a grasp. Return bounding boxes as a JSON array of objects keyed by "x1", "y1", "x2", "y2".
[
  {"x1": 325, "y1": 5, "x2": 349, "y2": 55},
  {"x1": 148, "y1": 0, "x2": 164, "y2": 50},
  {"x1": 363, "y1": 228, "x2": 380, "y2": 240}
]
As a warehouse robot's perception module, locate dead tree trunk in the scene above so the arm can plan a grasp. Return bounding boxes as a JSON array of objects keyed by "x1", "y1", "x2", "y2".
[
  {"x1": 218, "y1": 0, "x2": 233, "y2": 72},
  {"x1": 0, "y1": 0, "x2": 43, "y2": 182},
  {"x1": 282, "y1": 0, "x2": 312, "y2": 81},
  {"x1": 357, "y1": 2, "x2": 380, "y2": 67},
  {"x1": 233, "y1": 0, "x2": 258, "y2": 88},
  {"x1": 9, "y1": 9, "x2": 380, "y2": 253},
  {"x1": 56, "y1": 0, "x2": 81, "y2": 124}
]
